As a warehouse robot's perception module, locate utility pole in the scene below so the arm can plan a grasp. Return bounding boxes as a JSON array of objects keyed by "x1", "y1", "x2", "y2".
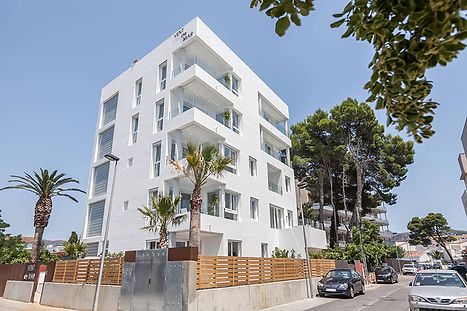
[{"x1": 297, "y1": 181, "x2": 314, "y2": 298}]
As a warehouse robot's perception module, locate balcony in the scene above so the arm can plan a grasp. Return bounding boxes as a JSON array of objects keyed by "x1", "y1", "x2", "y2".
[
  {"x1": 172, "y1": 40, "x2": 239, "y2": 97},
  {"x1": 261, "y1": 111, "x2": 287, "y2": 135},
  {"x1": 262, "y1": 144, "x2": 288, "y2": 165},
  {"x1": 362, "y1": 215, "x2": 389, "y2": 226},
  {"x1": 268, "y1": 182, "x2": 283, "y2": 195},
  {"x1": 260, "y1": 126, "x2": 290, "y2": 166}
]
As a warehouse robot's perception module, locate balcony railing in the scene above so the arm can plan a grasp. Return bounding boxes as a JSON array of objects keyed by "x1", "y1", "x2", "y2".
[
  {"x1": 261, "y1": 111, "x2": 287, "y2": 135},
  {"x1": 262, "y1": 144, "x2": 288, "y2": 165},
  {"x1": 268, "y1": 181, "x2": 283, "y2": 194},
  {"x1": 173, "y1": 57, "x2": 238, "y2": 96}
]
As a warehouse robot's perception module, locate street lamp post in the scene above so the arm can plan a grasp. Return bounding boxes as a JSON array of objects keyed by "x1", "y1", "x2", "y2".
[
  {"x1": 393, "y1": 232, "x2": 402, "y2": 274},
  {"x1": 92, "y1": 154, "x2": 119, "y2": 311},
  {"x1": 297, "y1": 181, "x2": 314, "y2": 298}
]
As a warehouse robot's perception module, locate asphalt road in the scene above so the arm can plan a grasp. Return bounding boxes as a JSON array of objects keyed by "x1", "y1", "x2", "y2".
[{"x1": 305, "y1": 275, "x2": 413, "y2": 311}]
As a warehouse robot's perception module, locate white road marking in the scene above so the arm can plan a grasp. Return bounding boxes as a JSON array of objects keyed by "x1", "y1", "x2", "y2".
[{"x1": 356, "y1": 285, "x2": 407, "y2": 311}]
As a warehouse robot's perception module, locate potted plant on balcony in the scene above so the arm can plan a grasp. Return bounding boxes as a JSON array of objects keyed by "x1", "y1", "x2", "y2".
[
  {"x1": 208, "y1": 194, "x2": 219, "y2": 216},
  {"x1": 223, "y1": 74, "x2": 231, "y2": 88}
]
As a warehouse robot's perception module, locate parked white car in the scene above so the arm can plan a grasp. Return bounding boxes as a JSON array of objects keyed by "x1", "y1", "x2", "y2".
[
  {"x1": 408, "y1": 270, "x2": 467, "y2": 310},
  {"x1": 402, "y1": 263, "x2": 419, "y2": 275}
]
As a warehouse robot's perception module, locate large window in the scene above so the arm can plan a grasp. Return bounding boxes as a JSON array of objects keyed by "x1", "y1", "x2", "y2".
[
  {"x1": 97, "y1": 126, "x2": 114, "y2": 159},
  {"x1": 135, "y1": 78, "x2": 143, "y2": 106},
  {"x1": 224, "y1": 192, "x2": 239, "y2": 220},
  {"x1": 261, "y1": 243, "x2": 268, "y2": 258},
  {"x1": 269, "y1": 205, "x2": 284, "y2": 229},
  {"x1": 285, "y1": 176, "x2": 291, "y2": 192},
  {"x1": 250, "y1": 197, "x2": 258, "y2": 220},
  {"x1": 224, "y1": 145, "x2": 237, "y2": 174},
  {"x1": 249, "y1": 157, "x2": 257, "y2": 176},
  {"x1": 93, "y1": 162, "x2": 110, "y2": 196},
  {"x1": 152, "y1": 142, "x2": 162, "y2": 177},
  {"x1": 232, "y1": 111, "x2": 240, "y2": 133},
  {"x1": 179, "y1": 192, "x2": 191, "y2": 213},
  {"x1": 231, "y1": 76, "x2": 239, "y2": 95},
  {"x1": 159, "y1": 62, "x2": 167, "y2": 91},
  {"x1": 102, "y1": 94, "x2": 118, "y2": 126},
  {"x1": 287, "y1": 210, "x2": 293, "y2": 227},
  {"x1": 155, "y1": 100, "x2": 164, "y2": 132},
  {"x1": 87, "y1": 200, "x2": 105, "y2": 237},
  {"x1": 131, "y1": 114, "x2": 139, "y2": 144},
  {"x1": 86, "y1": 242, "x2": 99, "y2": 257},
  {"x1": 228, "y1": 240, "x2": 241, "y2": 256}
]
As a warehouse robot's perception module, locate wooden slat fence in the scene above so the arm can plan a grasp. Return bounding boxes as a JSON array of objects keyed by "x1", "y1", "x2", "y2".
[
  {"x1": 197, "y1": 256, "x2": 336, "y2": 289},
  {"x1": 52, "y1": 257, "x2": 123, "y2": 286}
]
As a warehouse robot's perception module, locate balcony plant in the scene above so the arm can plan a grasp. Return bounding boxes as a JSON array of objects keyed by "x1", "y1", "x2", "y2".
[
  {"x1": 224, "y1": 110, "x2": 231, "y2": 122},
  {"x1": 208, "y1": 194, "x2": 219, "y2": 216}
]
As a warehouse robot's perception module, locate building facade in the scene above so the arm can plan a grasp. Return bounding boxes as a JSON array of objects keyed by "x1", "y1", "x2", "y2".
[
  {"x1": 81, "y1": 17, "x2": 326, "y2": 258},
  {"x1": 459, "y1": 118, "x2": 467, "y2": 217}
]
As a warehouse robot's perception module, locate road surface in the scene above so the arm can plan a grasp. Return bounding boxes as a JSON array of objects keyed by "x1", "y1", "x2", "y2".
[{"x1": 305, "y1": 275, "x2": 412, "y2": 311}]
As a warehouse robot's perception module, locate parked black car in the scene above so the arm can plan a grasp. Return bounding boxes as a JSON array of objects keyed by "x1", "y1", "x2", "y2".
[
  {"x1": 450, "y1": 265, "x2": 467, "y2": 281},
  {"x1": 432, "y1": 262, "x2": 442, "y2": 269},
  {"x1": 374, "y1": 266, "x2": 398, "y2": 284},
  {"x1": 317, "y1": 268, "x2": 365, "y2": 298}
]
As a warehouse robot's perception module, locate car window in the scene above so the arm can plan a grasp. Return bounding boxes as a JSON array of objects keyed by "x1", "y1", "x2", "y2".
[
  {"x1": 352, "y1": 271, "x2": 361, "y2": 279},
  {"x1": 375, "y1": 267, "x2": 391, "y2": 273},
  {"x1": 326, "y1": 270, "x2": 351, "y2": 279},
  {"x1": 403, "y1": 264, "x2": 414, "y2": 268},
  {"x1": 413, "y1": 273, "x2": 466, "y2": 287}
]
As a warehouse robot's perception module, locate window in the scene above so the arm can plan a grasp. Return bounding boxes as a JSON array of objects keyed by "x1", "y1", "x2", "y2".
[
  {"x1": 249, "y1": 157, "x2": 257, "y2": 176},
  {"x1": 224, "y1": 146, "x2": 237, "y2": 174},
  {"x1": 285, "y1": 176, "x2": 291, "y2": 192},
  {"x1": 93, "y1": 162, "x2": 110, "y2": 196},
  {"x1": 179, "y1": 192, "x2": 191, "y2": 213},
  {"x1": 87, "y1": 200, "x2": 105, "y2": 237},
  {"x1": 156, "y1": 100, "x2": 164, "y2": 132},
  {"x1": 232, "y1": 111, "x2": 240, "y2": 133},
  {"x1": 147, "y1": 240, "x2": 160, "y2": 250},
  {"x1": 261, "y1": 243, "x2": 268, "y2": 258},
  {"x1": 269, "y1": 205, "x2": 284, "y2": 229},
  {"x1": 131, "y1": 114, "x2": 139, "y2": 144},
  {"x1": 176, "y1": 241, "x2": 188, "y2": 248},
  {"x1": 152, "y1": 142, "x2": 162, "y2": 177},
  {"x1": 159, "y1": 62, "x2": 167, "y2": 91},
  {"x1": 250, "y1": 197, "x2": 258, "y2": 220},
  {"x1": 86, "y1": 242, "x2": 99, "y2": 257},
  {"x1": 97, "y1": 126, "x2": 114, "y2": 159},
  {"x1": 231, "y1": 76, "x2": 239, "y2": 95},
  {"x1": 224, "y1": 192, "x2": 238, "y2": 221},
  {"x1": 123, "y1": 200, "x2": 129, "y2": 211},
  {"x1": 102, "y1": 94, "x2": 118, "y2": 126},
  {"x1": 135, "y1": 79, "x2": 143, "y2": 106},
  {"x1": 170, "y1": 140, "x2": 176, "y2": 160},
  {"x1": 148, "y1": 188, "x2": 159, "y2": 203},
  {"x1": 127, "y1": 157, "x2": 133, "y2": 167},
  {"x1": 182, "y1": 144, "x2": 188, "y2": 158},
  {"x1": 287, "y1": 210, "x2": 293, "y2": 227},
  {"x1": 228, "y1": 240, "x2": 241, "y2": 256},
  {"x1": 264, "y1": 143, "x2": 272, "y2": 155}
]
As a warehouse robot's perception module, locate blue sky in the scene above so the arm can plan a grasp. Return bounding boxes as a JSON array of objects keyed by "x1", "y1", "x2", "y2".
[{"x1": 0, "y1": 1, "x2": 465, "y2": 240}]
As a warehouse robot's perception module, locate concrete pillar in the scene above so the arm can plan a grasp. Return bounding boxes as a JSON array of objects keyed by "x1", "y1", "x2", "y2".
[
  {"x1": 175, "y1": 129, "x2": 183, "y2": 160},
  {"x1": 219, "y1": 186, "x2": 225, "y2": 219},
  {"x1": 180, "y1": 47, "x2": 187, "y2": 70}
]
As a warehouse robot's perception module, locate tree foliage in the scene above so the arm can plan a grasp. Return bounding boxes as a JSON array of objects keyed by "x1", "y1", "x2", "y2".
[
  {"x1": 64, "y1": 231, "x2": 87, "y2": 259},
  {"x1": 428, "y1": 250, "x2": 444, "y2": 260},
  {"x1": 0, "y1": 211, "x2": 30, "y2": 264},
  {"x1": 309, "y1": 220, "x2": 402, "y2": 270},
  {"x1": 0, "y1": 169, "x2": 85, "y2": 263},
  {"x1": 271, "y1": 247, "x2": 300, "y2": 258},
  {"x1": 250, "y1": 0, "x2": 467, "y2": 142},
  {"x1": 39, "y1": 249, "x2": 59, "y2": 264},
  {"x1": 407, "y1": 213, "x2": 456, "y2": 262}
]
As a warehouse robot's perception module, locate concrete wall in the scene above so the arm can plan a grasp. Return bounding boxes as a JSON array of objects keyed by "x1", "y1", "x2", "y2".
[
  {"x1": 40, "y1": 282, "x2": 120, "y2": 311},
  {"x1": 194, "y1": 279, "x2": 307, "y2": 311},
  {"x1": 3, "y1": 280, "x2": 34, "y2": 303}
]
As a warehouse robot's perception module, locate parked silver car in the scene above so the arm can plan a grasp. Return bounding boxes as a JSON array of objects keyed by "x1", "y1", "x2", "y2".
[{"x1": 408, "y1": 269, "x2": 467, "y2": 310}]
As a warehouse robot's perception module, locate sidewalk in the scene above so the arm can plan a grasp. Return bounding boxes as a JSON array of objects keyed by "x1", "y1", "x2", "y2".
[
  {"x1": 262, "y1": 283, "x2": 383, "y2": 311},
  {"x1": 0, "y1": 298, "x2": 75, "y2": 311}
]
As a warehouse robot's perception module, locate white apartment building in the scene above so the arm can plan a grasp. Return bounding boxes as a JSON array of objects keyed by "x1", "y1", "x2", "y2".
[{"x1": 82, "y1": 17, "x2": 326, "y2": 258}]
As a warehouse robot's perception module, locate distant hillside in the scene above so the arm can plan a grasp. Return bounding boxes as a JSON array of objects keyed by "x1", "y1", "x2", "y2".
[{"x1": 393, "y1": 230, "x2": 467, "y2": 242}]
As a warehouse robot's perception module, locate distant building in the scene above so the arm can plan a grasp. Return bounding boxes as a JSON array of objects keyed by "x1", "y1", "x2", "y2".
[
  {"x1": 459, "y1": 118, "x2": 467, "y2": 217},
  {"x1": 21, "y1": 237, "x2": 65, "y2": 253}
]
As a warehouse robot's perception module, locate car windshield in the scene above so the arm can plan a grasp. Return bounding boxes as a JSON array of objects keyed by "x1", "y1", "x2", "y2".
[
  {"x1": 375, "y1": 267, "x2": 391, "y2": 273},
  {"x1": 326, "y1": 270, "x2": 351, "y2": 279},
  {"x1": 404, "y1": 264, "x2": 414, "y2": 268},
  {"x1": 413, "y1": 273, "x2": 466, "y2": 287}
]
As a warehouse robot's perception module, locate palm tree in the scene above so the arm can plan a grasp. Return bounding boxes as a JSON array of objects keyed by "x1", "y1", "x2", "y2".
[
  {"x1": 137, "y1": 195, "x2": 184, "y2": 248},
  {"x1": 0, "y1": 169, "x2": 85, "y2": 263},
  {"x1": 170, "y1": 143, "x2": 232, "y2": 248}
]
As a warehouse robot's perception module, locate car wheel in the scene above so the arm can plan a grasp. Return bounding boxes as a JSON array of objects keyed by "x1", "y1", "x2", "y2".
[
  {"x1": 347, "y1": 286, "x2": 355, "y2": 298},
  {"x1": 318, "y1": 293, "x2": 325, "y2": 297}
]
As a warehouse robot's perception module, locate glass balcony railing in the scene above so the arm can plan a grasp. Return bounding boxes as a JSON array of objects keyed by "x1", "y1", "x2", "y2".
[
  {"x1": 262, "y1": 144, "x2": 288, "y2": 165},
  {"x1": 173, "y1": 57, "x2": 239, "y2": 96},
  {"x1": 268, "y1": 181, "x2": 283, "y2": 194},
  {"x1": 261, "y1": 111, "x2": 287, "y2": 135}
]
